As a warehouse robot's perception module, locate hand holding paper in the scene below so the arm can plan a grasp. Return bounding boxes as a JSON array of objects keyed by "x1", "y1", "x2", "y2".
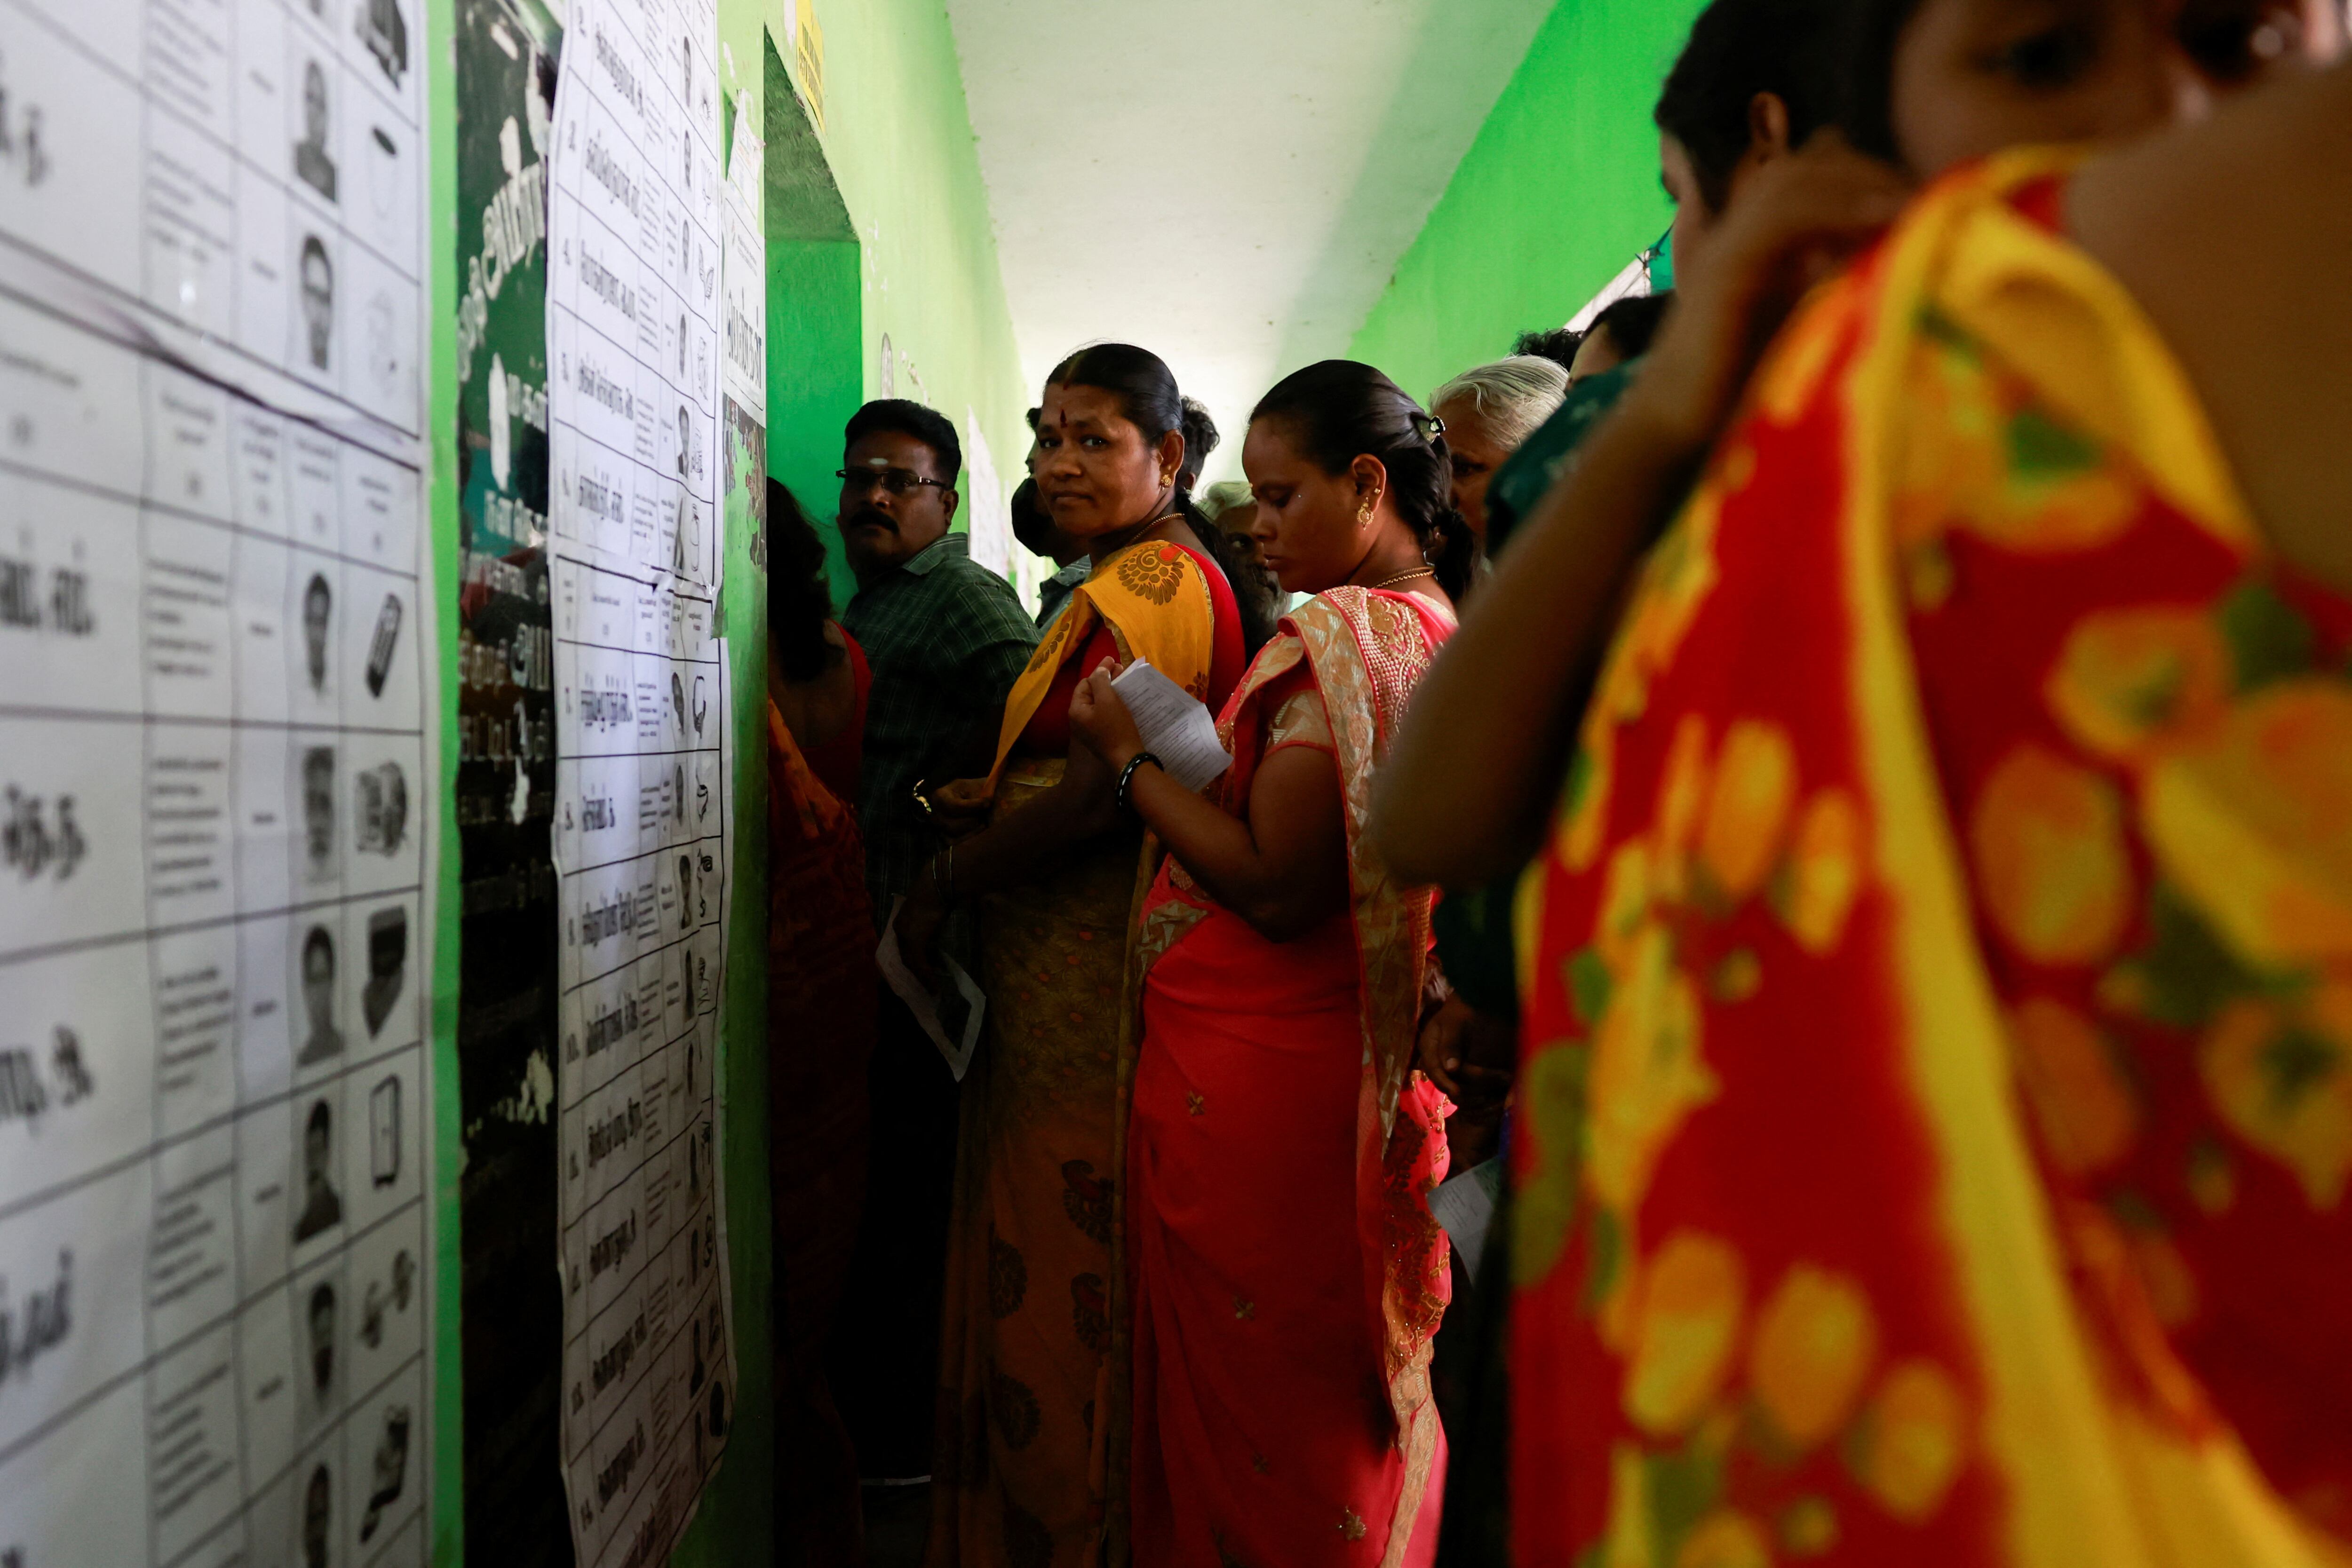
[{"x1": 1103, "y1": 659, "x2": 1231, "y2": 792}]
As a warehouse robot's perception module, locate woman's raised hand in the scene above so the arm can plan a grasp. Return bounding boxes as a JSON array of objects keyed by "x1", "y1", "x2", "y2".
[{"x1": 1634, "y1": 136, "x2": 1912, "y2": 454}]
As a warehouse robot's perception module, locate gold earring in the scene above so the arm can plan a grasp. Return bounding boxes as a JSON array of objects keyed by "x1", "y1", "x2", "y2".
[{"x1": 1358, "y1": 497, "x2": 1375, "y2": 527}]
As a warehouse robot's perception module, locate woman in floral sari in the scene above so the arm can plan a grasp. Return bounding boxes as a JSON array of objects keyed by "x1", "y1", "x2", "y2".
[
  {"x1": 1421, "y1": 6, "x2": 2352, "y2": 1563},
  {"x1": 905, "y1": 345, "x2": 1245, "y2": 1568},
  {"x1": 1070, "y1": 361, "x2": 1475, "y2": 1568}
]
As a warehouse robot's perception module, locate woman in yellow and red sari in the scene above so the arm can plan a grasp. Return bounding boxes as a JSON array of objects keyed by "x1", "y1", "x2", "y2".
[
  {"x1": 1070, "y1": 361, "x2": 1475, "y2": 1568},
  {"x1": 1389, "y1": 3, "x2": 2352, "y2": 1563},
  {"x1": 903, "y1": 344, "x2": 1245, "y2": 1568}
]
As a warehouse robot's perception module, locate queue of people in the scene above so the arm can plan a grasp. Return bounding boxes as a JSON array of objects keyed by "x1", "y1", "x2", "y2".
[{"x1": 772, "y1": 1, "x2": 2352, "y2": 1564}]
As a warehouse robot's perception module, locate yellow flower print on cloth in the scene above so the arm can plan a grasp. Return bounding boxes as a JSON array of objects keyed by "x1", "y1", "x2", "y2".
[
  {"x1": 2045, "y1": 605, "x2": 2233, "y2": 764},
  {"x1": 1895, "y1": 318, "x2": 2139, "y2": 559},
  {"x1": 1969, "y1": 744, "x2": 2134, "y2": 966},
  {"x1": 1553, "y1": 457, "x2": 1740, "y2": 878},
  {"x1": 2143, "y1": 681, "x2": 2352, "y2": 972},
  {"x1": 1518, "y1": 715, "x2": 1878, "y2": 1301},
  {"x1": 1748, "y1": 1265, "x2": 1880, "y2": 1453},
  {"x1": 2007, "y1": 996, "x2": 2140, "y2": 1178},
  {"x1": 1589, "y1": 1235, "x2": 1971, "y2": 1568},
  {"x1": 1587, "y1": 921, "x2": 1717, "y2": 1220},
  {"x1": 2067, "y1": 580, "x2": 2352, "y2": 1213},
  {"x1": 2201, "y1": 990, "x2": 2352, "y2": 1211}
]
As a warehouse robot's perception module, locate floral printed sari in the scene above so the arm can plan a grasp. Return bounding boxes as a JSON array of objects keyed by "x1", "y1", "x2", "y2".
[
  {"x1": 1126, "y1": 587, "x2": 1458, "y2": 1568},
  {"x1": 1512, "y1": 150, "x2": 2352, "y2": 1568},
  {"x1": 930, "y1": 538, "x2": 1241, "y2": 1568}
]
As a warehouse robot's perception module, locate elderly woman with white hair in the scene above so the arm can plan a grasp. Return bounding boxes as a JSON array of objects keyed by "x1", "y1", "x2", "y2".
[{"x1": 1427, "y1": 354, "x2": 1570, "y2": 556}]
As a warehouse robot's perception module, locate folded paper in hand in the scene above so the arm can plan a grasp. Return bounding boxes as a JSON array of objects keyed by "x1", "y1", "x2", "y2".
[
  {"x1": 1112, "y1": 659, "x2": 1230, "y2": 792},
  {"x1": 877, "y1": 898, "x2": 987, "y2": 1081}
]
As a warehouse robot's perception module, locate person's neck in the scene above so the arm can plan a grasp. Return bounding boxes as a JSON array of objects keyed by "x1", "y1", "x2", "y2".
[
  {"x1": 1085, "y1": 507, "x2": 1181, "y2": 567},
  {"x1": 1343, "y1": 535, "x2": 1433, "y2": 594}
]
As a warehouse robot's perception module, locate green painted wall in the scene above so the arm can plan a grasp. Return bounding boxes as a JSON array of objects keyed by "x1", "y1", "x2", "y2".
[
  {"x1": 780, "y1": 0, "x2": 1033, "y2": 489},
  {"x1": 673, "y1": 1, "x2": 1033, "y2": 1565},
  {"x1": 1346, "y1": 0, "x2": 1708, "y2": 400},
  {"x1": 767, "y1": 232, "x2": 864, "y2": 604},
  {"x1": 763, "y1": 33, "x2": 865, "y2": 612},
  {"x1": 424, "y1": 0, "x2": 1028, "y2": 1562}
]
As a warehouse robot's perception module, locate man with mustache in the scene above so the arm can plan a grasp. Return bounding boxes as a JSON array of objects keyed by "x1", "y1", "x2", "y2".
[{"x1": 830, "y1": 397, "x2": 1034, "y2": 1483}]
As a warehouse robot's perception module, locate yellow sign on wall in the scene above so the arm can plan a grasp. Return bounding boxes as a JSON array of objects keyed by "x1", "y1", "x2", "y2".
[{"x1": 794, "y1": 0, "x2": 826, "y2": 130}]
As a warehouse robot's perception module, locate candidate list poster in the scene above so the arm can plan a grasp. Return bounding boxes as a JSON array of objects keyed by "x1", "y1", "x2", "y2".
[
  {"x1": 542, "y1": 0, "x2": 736, "y2": 1554},
  {"x1": 0, "y1": 0, "x2": 436, "y2": 1555}
]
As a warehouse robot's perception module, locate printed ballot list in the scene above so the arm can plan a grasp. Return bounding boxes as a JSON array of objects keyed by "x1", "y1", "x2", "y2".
[
  {"x1": 544, "y1": 0, "x2": 737, "y2": 1554},
  {"x1": 0, "y1": 0, "x2": 435, "y2": 1553}
]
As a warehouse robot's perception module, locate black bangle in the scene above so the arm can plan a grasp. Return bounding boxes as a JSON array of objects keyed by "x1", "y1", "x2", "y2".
[{"x1": 1114, "y1": 752, "x2": 1161, "y2": 815}]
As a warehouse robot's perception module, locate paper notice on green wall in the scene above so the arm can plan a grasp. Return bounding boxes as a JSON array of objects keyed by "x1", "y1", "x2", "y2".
[
  {"x1": 0, "y1": 0, "x2": 437, "y2": 1557},
  {"x1": 721, "y1": 90, "x2": 767, "y2": 428},
  {"x1": 543, "y1": 0, "x2": 739, "y2": 1554}
]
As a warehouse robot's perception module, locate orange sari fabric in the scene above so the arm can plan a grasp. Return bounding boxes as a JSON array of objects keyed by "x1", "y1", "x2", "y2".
[
  {"x1": 1512, "y1": 152, "x2": 2352, "y2": 1568},
  {"x1": 1129, "y1": 588, "x2": 1459, "y2": 1568},
  {"x1": 767, "y1": 704, "x2": 878, "y2": 1567}
]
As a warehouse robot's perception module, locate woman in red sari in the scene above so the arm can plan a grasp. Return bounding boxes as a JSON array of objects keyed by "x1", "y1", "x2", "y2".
[
  {"x1": 1070, "y1": 361, "x2": 1474, "y2": 1568},
  {"x1": 765, "y1": 482, "x2": 877, "y2": 1566}
]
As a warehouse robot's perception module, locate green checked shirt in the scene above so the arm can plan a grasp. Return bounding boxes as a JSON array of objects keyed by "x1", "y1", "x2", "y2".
[{"x1": 842, "y1": 531, "x2": 1039, "y2": 917}]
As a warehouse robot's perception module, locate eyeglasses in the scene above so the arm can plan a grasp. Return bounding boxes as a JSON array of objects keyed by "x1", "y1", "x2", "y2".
[{"x1": 836, "y1": 467, "x2": 948, "y2": 498}]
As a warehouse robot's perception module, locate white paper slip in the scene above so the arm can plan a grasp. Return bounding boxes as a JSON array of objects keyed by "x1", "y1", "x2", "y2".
[
  {"x1": 878, "y1": 897, "x2": 989, "y2": 1081},
  {"x1": 1111, "y1": 658, "x2": 1232, "y2": 792},
  {"x1": 1428, "y1": 1158, "x2": 1505, "y2": 1285}
]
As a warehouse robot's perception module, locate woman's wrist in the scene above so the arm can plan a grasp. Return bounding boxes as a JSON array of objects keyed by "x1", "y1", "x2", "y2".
[{"x1": 1112, "y1": 752, "x2": 1162, "y2": 816}]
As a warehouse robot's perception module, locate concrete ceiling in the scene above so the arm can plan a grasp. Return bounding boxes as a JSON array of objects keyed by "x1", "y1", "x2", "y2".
[{"x1": 943, "y1": 0, "x2": 1555, "y2": 483}]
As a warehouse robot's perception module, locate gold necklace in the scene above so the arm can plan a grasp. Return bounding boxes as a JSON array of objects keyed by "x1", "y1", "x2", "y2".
[{"x1": 1361, "y1": 565, "x2": 1433, "y2": 592}]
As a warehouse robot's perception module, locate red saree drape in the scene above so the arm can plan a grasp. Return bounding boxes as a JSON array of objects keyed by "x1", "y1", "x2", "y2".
[
  {"x1": 768, "y1": 694, "x2": 877, "y2": 1567},
  {"x1": 1127, "y1": 586, "x2": 1458, "y2": 1568},
  {"x1": 1512, "y1": 152, "x2": 2352, "y2": 1568}
]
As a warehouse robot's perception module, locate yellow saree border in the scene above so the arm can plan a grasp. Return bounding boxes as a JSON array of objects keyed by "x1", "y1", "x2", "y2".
[
  {"x1": 988, "y1": 535, "x2": 1218, "y2": 784},
  {"x1": 1839, "y1": 149, "x2": 2334, "y2": 1568}
]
